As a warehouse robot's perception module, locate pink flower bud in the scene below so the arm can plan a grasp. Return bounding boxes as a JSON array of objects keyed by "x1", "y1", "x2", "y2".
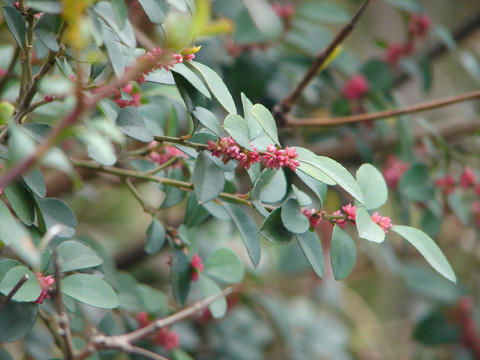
[{"x1": 342, "y1": 74, "x2": 369, "y2": 100}]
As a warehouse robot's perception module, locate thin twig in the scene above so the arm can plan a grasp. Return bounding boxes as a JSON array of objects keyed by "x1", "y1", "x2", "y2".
[
  {"x1": 272, "y1": 0, "x2": 371, "y2": 126},
  {"x1": 287, "y1": 89, "x2": 480, "y2": 127},
  {"x1": 128, "y1": 346, "x2": 170, "y2": 360},
  {"x1": 123, "y1": 177, "x2": 156, "y2": 214},
  {"x1": 145, "y1": 156, "x2": 179, "y2": 174},
  {"x1": 0, "y1": 274, "x2": 29, "y2": 313},
  {"x1": 27, "y1": 96, "x2": 64, "y2": 112},
  {"x1": 52, "y1": 249, "x2": 76, "y2": 360}
]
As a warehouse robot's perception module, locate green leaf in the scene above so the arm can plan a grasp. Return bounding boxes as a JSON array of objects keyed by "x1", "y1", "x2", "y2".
[
  {"x1": 223, "y1": 114, "x2": 251, "y2": 149},
  {"x1": 432, "y1": 25, "x2": 457, "y2": 56},
  {"x1": 38, "y1": 198, "x2": 77, "y2": 236},
  {"x1": 26, "y1": 0, "x2": 63, "y2": 13},
  {"x1": 115, "y1": 106, "x2": 154, "y2": 143},
  {"x1": 22, "y1": 167, "x2": 46, "y2": 198},
  {"x1": 399, "y1": 163, "x2": 434, "y2": 202},
  {"x1": 34, "y1": 13, "x2": 59, "y2": 51},
  {"x1": 250, "y1": 104, "x2": 280, "y2": 146},
  {"x1": 0, "y1": 200, "x2": 32, "y2": 246},
  {"x1": 381, "y1": 0, "x2": 420, "y2": 12},
  {"x1": 144, "y1": 218, "x2": 166, "y2": 254},
  {"x1": 391, "y1": 225, "x2": 456, "y2": 282},
  {"x1": 100, "y1": 20, "x2": 124, "y2": 78},
  {"x1": 204, "y1": 248, "x2": 244, "y2": 284},
  {"x1": 138, "y1": 0, "x2": 170, "y2": 24},
  {"x1": 242, "y1": 0, "x2": 282, "y2": 39},
  {"x1": 295, "y1": 147, "x2": 336, "y2": 185},
  {"x1": 4, "y1": 181, "x2": 35, "y2": 226},
  {"x1": 330, "y1": 225, "x2": 356, "y2": 280},
  {"x1": 170, "y1": 245, "x2": 191, "y2": 306},
  {"x1": 259, "y1": 168, "x2": 287, "y2": 203},
  {"x1": 296, "y1": 1, "x2": 350, "y2": 24},
  {"x1": 447, "y1": 193, "x2": 470, "y2": 226},
  {"x1": 223, "y1": 203, "x2": 261, "y2": 267},
  {"x1": 193, "y1": 152, "x2": 225, "y2": 203},
  {"x1": 356, "y1": 163, "x2": 388, "y2": 210},
  {"x1": 296, "y1": 170, "x2": 328, "y2": 206},
  {"x1": 160, "y1": 167, "x2": 186, "y2": 208},
  {"x1": 79, "y1": 130, "x2": 117, "y2": 166},
  {"x1": 260, "y1": 207, "x2": 294, "y2": 244},
  {"x1": 0, "y1": 348, "x2": 13, "y2": 360},
  {"x1": 0, "y1": 301, "x2": 38, "y2": 343},
  {"x1": 281, "y1": 198, "x2": 310, "y2": 234},
  {"x1": 361, "y1": 59, "x2": 393, "y2": 92},
  {"x1": 251, "y1": 178, "x2": 269, "y2": 217},
  {"x1": 137, "y1": 284, "x2": 167, "y2": 314},
  {"x1": 413, "y1": 311, "x2": 460, "y2": 345},
  {"x1": 171, "y1": 349, "x2": 194, "y2": 360},
  {"x1": 8, "y1": 126, "x2": 36, "y2": 166},
  {"x1": 171, "y1": 63, "x2": 211, "y2": 98},
  {"x1": 185, "y1": 192, "x2": 210, "y2": 226},
  {"x1": 57, "y1": 240, "x2": 104, "y2": 272},
  {"x1": 188, "y1": 61, "x2": 237, "y2": 114},
  {"x1": 0, "y1": 266, "x2": 41, "y2": 302},
  {"x1": 356, "y1": 207, "x2": 385, "y2": 243},
  {"x1": 295, "y1": 231, "x2": 324, "y2": 279},
  {"x1": 111, "y1": 0, "x2": 128, "y2": 28},
  {"x1": 61, "y1": 274, "x2": 119, "y2": 309},
  {"x1": 2, "y1": 6, "x2": 26, "y2": 50},
  {"x1": 199, "y1": 275, "x2": 227, "y2": 318},
  {"x1": 193, "y1": 107, "x2": 221, "y2": 136},
  {"x1": 172, "y1": 71, "x2": 206, "y2": 113}
]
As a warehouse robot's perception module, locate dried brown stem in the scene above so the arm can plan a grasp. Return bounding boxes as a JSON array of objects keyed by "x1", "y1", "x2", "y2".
[
  {"x1": 0, "y1": 274, "x2": 28, "y2": 313},
  {"x1": 287, "y1": 89, "x2": 480, "y2": 127},
  {"x1": 272, "y1": 0, "x2": 371, "y2": 126}
]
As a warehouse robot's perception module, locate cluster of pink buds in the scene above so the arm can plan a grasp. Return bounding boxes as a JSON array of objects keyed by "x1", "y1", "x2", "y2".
[
  {"x1": 448, "y1": 297, "x2": 480, "y2": 358},
  {"x1": 435, "y1": 166, "x2": 480, "y2": 196},
  {"x1": 190, "y1": 253, "x2": 204, "y2": 282},
  {"x1": 272, "y1": 2, "x2": 295, "y2": 19},
  {"x1": 136, "y1": 312, "x2": 180, "y2": 351},
  {"x1": 147, "y1": 142, "x2": 188, "y2": 167},
  {"x1": 34, "y1": 273, "x2": 55, "y2": 304},
  {"x1": 44, "y1": 95, "x2": 54, "y2": 102},
  {"x1": 207, "y1": 136, "x2": 261, "y2": 170},
  {"x1": 0, "y1": 68, "x2": 6, "y2": 77},
  {"x1": 304, "y1": 203, "x2": 393, "y2": 233},
  {"x1": 382, "y1": 155, "x2": 410, "y2": 189},
  {"x1": 263, "y1": 144, "x2": 300, "y2": 171},
  {"x1": 136, "y1": 46, "x2": 200, "y2": 83},
  {"x1": 342, "y1": 74, "x2": 369, "y2": 101},
  {"x1": 384, "y1": 13, "x2": 431, "y2": 67},
  {"x1": 114, "y1": 83, "x2": 141, "y2": 108}
]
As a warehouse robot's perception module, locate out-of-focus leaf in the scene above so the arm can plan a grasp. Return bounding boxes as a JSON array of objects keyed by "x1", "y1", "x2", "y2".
[
  {"x1": 2, "y1": 6, "x2": 26, "y2": 50},
  {"x1": 144, "y1": 218, "x2": 166, "y2": 254},
  {"x1": 330, "y1": 225, "x2": 356, "y2": 280},
  {"x1": 204, "y1": 248, "x2": 244, "y2": 284},
  {"x1": 296, "y1": 230, "x2": 324, "y2": 279},
  {"x1": 115, "y1": 107, "x2": 154, "y2": 142},
  {"x1": 199, "y1": 275, "x2": 227, "y2": 318},
  {"x1": 138, "y1": 0, "x2": 170, "y2": 24}
]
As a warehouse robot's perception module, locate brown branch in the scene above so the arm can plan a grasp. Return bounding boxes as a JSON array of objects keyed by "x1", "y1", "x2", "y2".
[
  {"x1": 0, "y1": 274, "x2": 28, "y2": 313},
  {"x1": 272, "y1": 0, "x2": 371, "y2": 126},
  {"x1": 287, "y1": 89, "x2": 480, "y2": 127}
]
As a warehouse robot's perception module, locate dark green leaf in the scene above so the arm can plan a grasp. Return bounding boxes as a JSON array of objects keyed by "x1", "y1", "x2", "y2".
[
  {"x1": 295, "y1": 231, "x2": 324, "y2": 279},
  {"x1": 0, "y1": 266, "x2": 41, "y2": 302},
  {"x1": 0, "y1": 259, "x2": 22, "y2": 281},
  {"x1": 223, "y1": 203, "x2": 261, "y2": 266},
  {"x1": 447, "y1": 193, "x2": 470, "y2": 226},
  {"x1": 204, "y1": 248, "x2": 244, "y2": 284},
  {"x1": 361, "y1": 59, "x2": 393, "y2": 92},
  {"x1": 296, "y1": 1, "x2": 350, "y2": 24},
  {"x1": 185, "y1": 192, "x2": 210, "y2": 226},
  {"x1": 223, "y1": 114, "x2": 251, "y2": 149},
  {"x1": 356, "y1": 207, "x2": 385, "y2": 243},
  {"x1": 4, "y1": 181, "x2": 35, "y2": 225},
  {"x1": 193, "y1": 107, "x2": 221, "y2": 136},
  {"x1": 138, "y1": 0, "x2": 170, "y2": 24},
  {"x1": 399, "y1": 163, "x2": 434, "y2": 202},
  {"x1": 193, "y1": 152, "x2": 225, "y2": 203},
  {"x1": 160, "y1": 167, "x2": 186, "y2": 208},
  {"x1": 115, "y1": 106, "x2": 154, "y2": 142},
  {"x1": 38, "y1": 198, "x2": 77, "y2": 236},
  {"x1": 171, "y1": 63, "x2": 210, "y2": 98},
  {"x1": 420, "y1": 209, "x2": 442, "y2": 237},
  {"x1": 260, "y1": 207, "x2": 294, "y2": 244},
  {"x1": 250, "y1": 104, "x2": 279, "y2": 146},
  {"x1": 26, "y1": 0, "x2": 63, "y2": 13},
  {"x1": 57, "y1": 240, "x2": 104, "y2": 272},
  {"x1": 144, "y1": 218, "x2": 166, "y2": 254},
  {"x1": 0, "y1": 348, "x2": 13, "y2": 360},
  {"x1": 170, "y1": 245, "x2": 191, "y2": 306},
  {"x1": 330, "y1": 225, "x2": 356, "y2": 280},
  {"x1": 0, "y1": 200, "x2": 31, "y2": 247},
  {"x1": 199, "y1": 275, "x2": 227, "y2": 318},
  {"x1": 281, "y1": 198, "x2": 309, "y2": 234},
  {"x1": 22, "y1": 167, "x2": 46, "y2": 198},
  {"x1": 356, "y1": 163, "x2": 388, "y2": 210},
  {"x1": 0, "y1": 301, "x2": 38, "y2": 343},
  {"x1": 392, "y1": 225, "x2": 456, "y2": 283},
  {"x1": 61, "y1": 274, "x2": 119, "y2": 309},
  {"x1": 172, "y1": 71, "x2": 206, "y2": 113},
  {"x1": 188, "y1": 61, "x2": 237, "y2": 114},
  {"x1": 2, "y1": 6, "x2": 26, "y2": 50},
  {"x1": 414, "y1": 311, "x2": 460, "y2": 345},
  {"x1": 137, "y1": 283, "x2": 167, "y2": 314},
  {"x1": 34, "y1": 13, "x2": 59, "y2": 51},
  {"x1": 259, "y1": 168, "x2": 287, "y2": 203}
]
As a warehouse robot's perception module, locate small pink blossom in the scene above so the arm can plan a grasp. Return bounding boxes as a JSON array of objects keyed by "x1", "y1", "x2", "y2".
[
  {"x1": 342, "y1": 203, "x2": 357, "y2": 222},
  {"x1": 263, "y1": 145, "x2": 300, "y2": 171},
  {"x1": 0, "y1": 69, "x2": 6, "y2": 77},
  {"x1": 302, "y1": 208, "x2": 321, "y2": 228},
  {"x1": 408, "y1": 14, "x2": 432, "y2": 38},
  {"x1": 333, "y1": 210, "x2": 347, "y2": 228},
  {"x1": 190, "y1": 254, "x2": 204, "y2": 282},
  {"x1": 152, "y1": 328, "x2": 180, "y2": 350},
  {"x1": 272, "y1": 2, "x2": 295, "y2": 18},
  {"x1": 342, "y1": 74, "x2": 369, "y2": 100},
  {"x1": 114, "y1": 83, "x2": 141, "y2": 108},
  {"x1": 207, "y1": 137, "x2": 261, "y2": 169},
  {"x1": 44, "y1": 95, "x2": 54, "y2": 102},
  {"x1": 382, "y1": 155, "x2": 409, "y2": 189},
  {"x1": 371, "y1": 212, "x2": 392, "y2": 233},
  {"x1": 384, "y1": 43, "x2": 407, "y2": 66},
  {"x1": 34, "y1": 274, "x2": 55, "y2": 304},
  {"x1": 435, "y1": 175, "x2": 456, "y2": 195},
  {"x1": 137, "y1": 312, "x2": 150, "y2": 328},
  {"x1": 460, "y1": 166, "x2": 477, "y2": 189}
]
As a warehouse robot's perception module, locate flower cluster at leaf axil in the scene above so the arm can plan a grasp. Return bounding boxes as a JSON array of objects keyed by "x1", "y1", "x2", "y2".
[
  {"x1": 136, "y1": 312, "x2": 180, "y2": 351},
  {"x1": 34, "y1": 273, "x2": 55, "y2": 304},
  {"x1": 148, "y1": 141, "x2": 188, "y2": 167},
  {"x1": 435, "y1": 166, "x2": 480, "y2": 196},
  {"x1": 190, "y1": 253, "x2": 204, "y2": 282},
  {"x1": 207, "y1": 136, "x2": 299, "y2": 171},
  {"x1": 303, "y1": 204, "x2": 393, "y2": 233}
]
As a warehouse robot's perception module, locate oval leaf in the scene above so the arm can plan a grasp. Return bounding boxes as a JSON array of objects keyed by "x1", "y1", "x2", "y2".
[
  {"x1": 61, "y1": 274, "x2": 119, "y2": 309},
  {"x1": 0, "y1": 301, "x2": 38, "y2": 343},
  {"x1": 295, "y1": 231, "x2": 325, "y2": 279},
  {"x1": 38, "y1": 198, "x2": 77, "y2": 236},
  {"x1": 199, "y1": 275, "x2": 227, "y2": 319},
  {"x1": 356, "y1": 163, "x2": 388, "y2": 210},
  {"x1": 356, "y1": 207, "x2": 385, "y2": 243},
  {"x1": 115, "y1": 106, "x2": 153, "y2": 142},
  {"x1": 193, "y1": 107, "x2": 221, "y2": 136},
  {"x1": 57, "y1": 240, "x2": 104, "y2": 272},
  {"x1": 223, "y1": 203, "x2": 261, "y2": 267},
  {"x1": 193, "y1": 152, "x2": 225, "y2": 203},
  {"x1": 2, "y1": 6, "x2": 26, "y2": 50},
  {"x1": 281, "y1": 198, "x2": 310, "y2": 234},
  {"x1": 260, "y1": 207, "x2": 294, "y2": 244},
  {"x1": 250, "y1": 104, "x2": 280, "y2": 146},
  {"x1": 204, "y1": 248, "x2": 245, "y2": 284},
  {"x1": 330, "y1": 225, "x2": 356, "y2": 280},
  {"x1": 170, "y1": 246, "x2": 191, "y2": 306},
  {"x1": 172, "y1": 64, "x2": 211, "y2": 99},
  {"x1": 391, "y1": 225, "x2": 456, "y2": 283},
  {"x1": 138, "y1": 0, "x2": 170, "y2": 24},
  {"x1": 144, "y1": 218, "x2": 166, "y2": 254},
  {"x1": 4, "y1": 181, "x2": 35, "y2": 226},
  {"x1": 22, "y1": 167, "x2": 46, "y2": 198},
  {"x1": 0, "y1": 266, "x2": 41, "y2": 302},
  {"x1": 223, "y1": 114, "x2": 251, "y2": 149}
]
